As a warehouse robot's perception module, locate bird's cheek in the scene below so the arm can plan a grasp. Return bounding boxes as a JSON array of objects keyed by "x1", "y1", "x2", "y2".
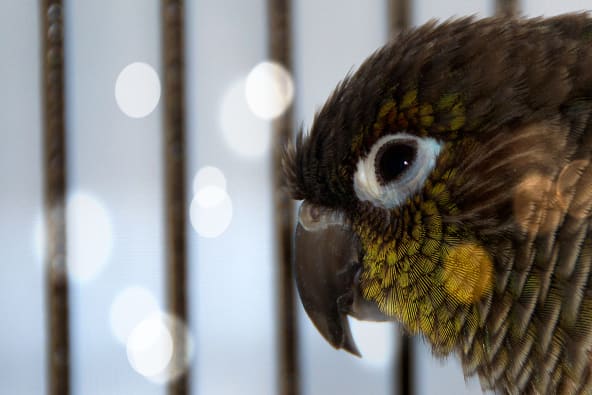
[{"x1": 440, "y1": 243, "x2": 494, "y2": 304}]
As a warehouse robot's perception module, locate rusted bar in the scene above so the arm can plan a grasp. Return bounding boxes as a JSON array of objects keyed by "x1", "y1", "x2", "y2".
[
  {"x1": 41, "y1": 1, "x2": 70, "y2": 394},
  {"x1": 495, "y1": 0, "x2": 520, "y2": 17},
  {"x1": 387, "y1": 1, "x2": 414, "y2": 394},
  {"x1": 268, "y1": 0, "x2": 299, "y2": 394},
  {"x1": 161, "y1": 1, "x2": 189, "y2": 394},
  {"x1": 387, "y1": 0, "x2": 411, "y2": 37}
]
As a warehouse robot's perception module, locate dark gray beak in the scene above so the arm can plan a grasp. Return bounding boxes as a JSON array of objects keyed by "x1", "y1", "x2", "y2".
[
  {"x1": 293, "y1": 202, "x2": 390, "y2": 356},
  {"x1": 295, "y1": 220, "x2": 361, "y2": 356}
]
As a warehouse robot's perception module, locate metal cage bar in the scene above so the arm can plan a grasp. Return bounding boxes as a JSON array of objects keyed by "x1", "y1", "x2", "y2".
[
  {"x1": 388, "y1": 0, "x2": 412, "y2": 36},
  {"x1": 41, "y1": 1, "x2": 70, "y2": 394},
  {"x1": 268, "y1": 0, "x2": 300, "y2": 394},
  {"x1": 387, "y1": 1, "x2": 415, "y2": 394},
  {"x1": 496, "y1": 0, "x2": 520, "y2": 17},
  {"x1": 396, "y1": 332, "x2": 415, "y2": 395},
  {"x1": 161, "y1": 1, "x2": 190, "y2": 394}
]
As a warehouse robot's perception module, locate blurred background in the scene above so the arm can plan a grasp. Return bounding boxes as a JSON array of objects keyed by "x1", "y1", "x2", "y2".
[{"x1": 1, "y1": 0, "x2": 589, "y2": 394}]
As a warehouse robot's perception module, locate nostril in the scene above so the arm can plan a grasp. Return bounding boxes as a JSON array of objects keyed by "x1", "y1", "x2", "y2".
[
  {"x1": 299, "y1": 201, "x2": 322, "y2": 229},
  {"x1": 298, "y1": 201, "x2": 349, "y2": 231},
  {"x1": 310, "y1": 205, "x2": 321, "y2": 222}
]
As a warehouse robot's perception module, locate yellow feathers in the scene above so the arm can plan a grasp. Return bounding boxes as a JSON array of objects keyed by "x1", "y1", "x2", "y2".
[{"x1": 442, "y1": 243, "x2": 494, "y2": 304}]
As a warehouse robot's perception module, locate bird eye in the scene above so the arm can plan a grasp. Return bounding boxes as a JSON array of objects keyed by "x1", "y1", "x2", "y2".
[
  {"x1": 376, "y1": 140, "x2": 417, "y2": 184},
  {"x1": 353, "y1": 133, "x2": 442, "y2": 209}
]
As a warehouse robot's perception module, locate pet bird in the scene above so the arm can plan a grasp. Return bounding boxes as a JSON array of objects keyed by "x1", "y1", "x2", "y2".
[{"x1": 284, "y1": 13, "x2": 592, "y2": 394}]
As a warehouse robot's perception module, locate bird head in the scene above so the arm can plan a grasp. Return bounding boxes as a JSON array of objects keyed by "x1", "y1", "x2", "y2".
[{"x1": 283, "y1": 14, "x2": 591, "y2": 358}]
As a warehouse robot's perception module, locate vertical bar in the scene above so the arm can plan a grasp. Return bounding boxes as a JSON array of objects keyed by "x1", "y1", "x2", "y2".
[
  {"x1": 161, "y1": 1, "x2": 189, "y2": 394},
  {"x1": 395, "y1": 331, "x2": 414, "y2": 395},
  {"x1": 387, "y1": 0, "x2": 411, "y2": 37},
  {"x1": 495, "y1": 0, "x2": 520, "y2": 17},
  {"x1": 41, "y1": 1, "x2": 70, "y2": 394},
  {"x1": 387, "y1": 2, "x2": 414, "y2": 393},
  {"x1": 268, "y1": 0, "x2": 299, "y2": 394}
]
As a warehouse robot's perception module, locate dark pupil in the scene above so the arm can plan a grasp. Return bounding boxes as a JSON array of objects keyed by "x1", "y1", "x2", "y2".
[{"x1": 377, "y1": 142, "x2": 416, "y2": 183}]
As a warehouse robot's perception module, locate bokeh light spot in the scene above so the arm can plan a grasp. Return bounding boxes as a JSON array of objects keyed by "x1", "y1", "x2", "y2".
[
  {"x1": 110, "y1": 286, "x2": 160, "y2": 344},
  {"x1": 245, "y1": 61, "x2": 294, "y2": 120},
  {"x1": 220, "y1": 78, "x2": 271, "y2": 158},
  {"x1": 67, "y1": 192, "x2": 113, "y2": 282},
  {"x1": 350, "y1": 319, "x2": 394, "y2": 368},
  {"x1": 127, "y1": 313, "x2": 174, "y2": 379},
  {"x1": 33, "y1": 192, "x2": 113, "y2": 282},
  {"x1": 115, "y1": 62, "x2": 161, "y2": 118},
  {"x1": 126, "y1": 312, "x2": 194, "y2": 384},
  {"x1": 193, "y1": 166, "x2": 227, "y2": 194},
  {"x1": 442, "y1": 243, "x2": 493, "y2": 304},
  {"x1": 190, "y1": 186, "x2": 233, "y2": 238}
]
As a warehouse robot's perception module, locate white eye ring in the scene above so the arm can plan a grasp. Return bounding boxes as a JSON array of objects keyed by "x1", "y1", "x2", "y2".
[{"x1": 353, "y1": 133, "x2": 442, "y2": 209}]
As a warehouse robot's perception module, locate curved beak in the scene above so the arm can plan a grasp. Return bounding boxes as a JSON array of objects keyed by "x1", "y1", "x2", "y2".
[
  {"x1": 293, "y1": 202, "x2": 390, "y2": 357},
  {"x1": 294, "y1": 221, "x2": 361, "y2": 356}
]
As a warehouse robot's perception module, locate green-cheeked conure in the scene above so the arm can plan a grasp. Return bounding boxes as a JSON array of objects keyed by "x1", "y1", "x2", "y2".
[{"x1": 283, "y1": 13, "x2": 592, "y2": 394}]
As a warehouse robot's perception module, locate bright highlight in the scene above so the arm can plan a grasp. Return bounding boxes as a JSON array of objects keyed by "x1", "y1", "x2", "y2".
[
  {"x1": 110, "y1": 286, "x2": 159, "y2": 344},
  {"x1": 127, "y1": 313, "x2": 174, "y2": 379},
  {"x1": 193, "y1": 166, "x2": 227, "y2": 194},
  {"x1": 126, "y1": 312, "x2": 194, "y2": 383},
  {"x1": 220, "y1": 79, "x2": 271, "y2": 158},
  {"x1": 245, "y1": 61, "x2": 294, "y2": 120},
  {"x1": 115, "y1": 62, "x2": 161, "y2": 118},
  {"x1": 190, "y1": 186, "x2": 233, "y2": 238}
]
